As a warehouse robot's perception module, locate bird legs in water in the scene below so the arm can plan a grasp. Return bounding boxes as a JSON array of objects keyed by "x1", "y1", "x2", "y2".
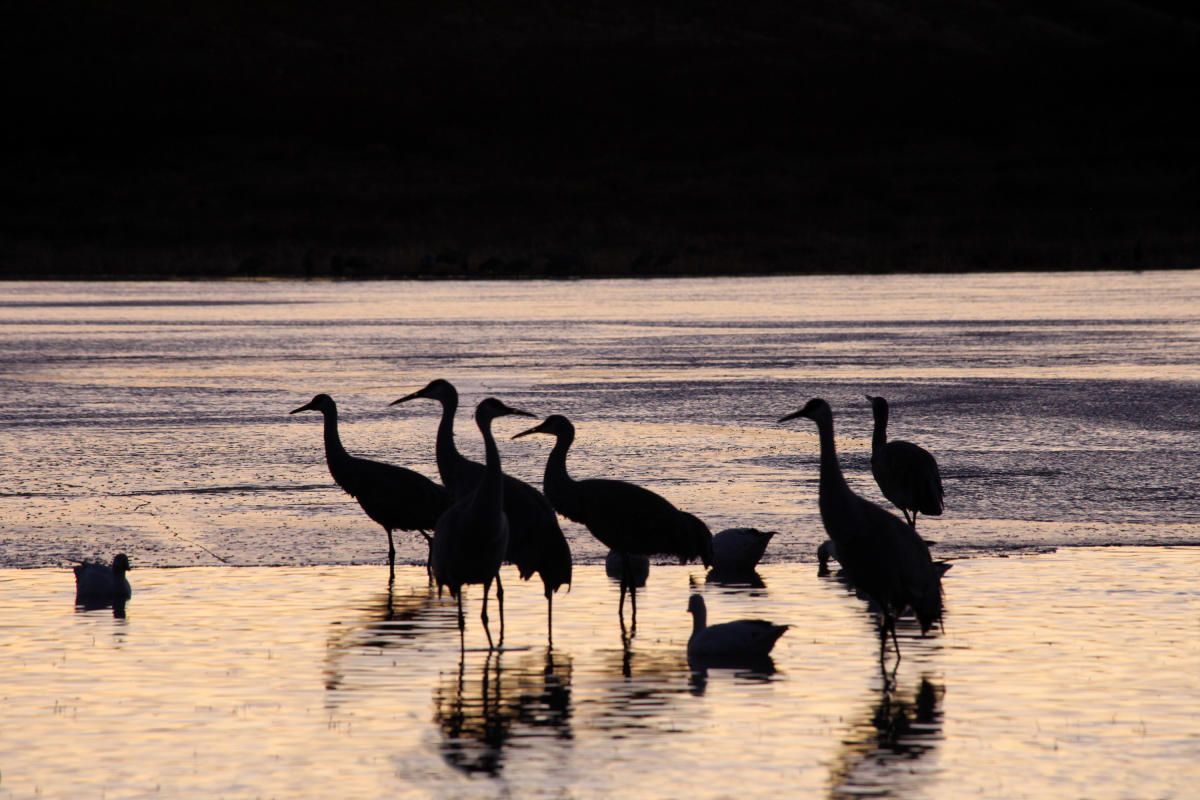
[
  {"x1": 877, "y1": 616, "x2": 901, "y2": 691},
  {"x1": 617, "y1": 553, "x2": 638, "y2": 636},
  {"x1": 495, "y1": 573, "x2": 505, "y2": 648},
  {"x1": 419, "y1": 531, "x2": 433, "y2": 583}
]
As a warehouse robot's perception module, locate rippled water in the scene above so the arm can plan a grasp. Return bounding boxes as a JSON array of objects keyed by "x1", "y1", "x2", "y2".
[
  {"x1": 2, "y1": 551, "x2": 1198, "y2": 799},
  {"x1": 1, "y1": 274, "x2": 1199, "y2": 797},
  {"x1": 1, "y1": 273, "x2": 1198, "y2": 568}
]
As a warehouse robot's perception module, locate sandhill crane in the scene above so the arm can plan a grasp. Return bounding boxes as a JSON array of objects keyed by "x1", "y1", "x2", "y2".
[
  {"x1": 291, "y1": 394, "x2": 450, "y2": 575},
  {"x1": 779, "y1": 398, "x2": 945, "y2": 661},
  {"x1": 432, "y1": 397, "x2": 535, "y2": 650},
  {"x1": 865, "y1": 395, "x2": 944, "y2": 530},
  {"x1": 512, "y1": 414, "x2": 712, "y2": 627},
  {"x1": 391, "y1": 380, "x2": 571, "y2": 642}
]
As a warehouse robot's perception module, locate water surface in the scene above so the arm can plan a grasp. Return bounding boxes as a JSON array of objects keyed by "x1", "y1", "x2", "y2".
[
  {"x1": 2, "y1": 552, "x2": 1198, "y2": 799},
  {"x1": 1, "y1": 273, "x2": 1198, "y2": 567}
]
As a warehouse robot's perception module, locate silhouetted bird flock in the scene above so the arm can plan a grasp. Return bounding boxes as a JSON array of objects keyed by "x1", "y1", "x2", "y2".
[{"x1": 75, "y1": 383, "x2": 948, "y2": 666}]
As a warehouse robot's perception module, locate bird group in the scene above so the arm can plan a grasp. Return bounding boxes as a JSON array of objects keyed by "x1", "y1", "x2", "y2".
[{"x1": 289, "y1": 382, "x2": 947, "y2": 663}]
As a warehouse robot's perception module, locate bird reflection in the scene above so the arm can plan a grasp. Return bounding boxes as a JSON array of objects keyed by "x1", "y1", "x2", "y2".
[
  {"x1": 434, "y1": 647, "x2": 573, "y2": 776},
  {"x1": 687, "y1": 656, "x2": 775, "y2": 697},
  {"x1": 323, "y1": 578, "x2": 456, "y2": 694},
  {"x1": 828, "y1": 673, "x2": 944, "y2": 800},
  {"x1": 588, "y1": 644, "x2": 695, "y2": 736},
  {"x1": 701, "y1": 569, "x2": 767, "y2": 591}
]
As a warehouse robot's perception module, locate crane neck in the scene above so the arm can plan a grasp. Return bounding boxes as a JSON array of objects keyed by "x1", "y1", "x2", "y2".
[
  {"x1": 433, "y1": 393, "x2": 469, "y2": 493},
  {"x1": 690, "y1": 603, "x2": 707, "y2": 636},
  {"x1": 474, "y1": 412, "x2": 505, "y2": 513},
  {"x1": 871, "y1": 406, "x2": 889, "y2": 453},
  {"x1": 320, "y1": 407, "x2": 352, "y2": 471},
  {"x1": 814, "y1": 414, "x2": 851, "y2": 498},
  {"x1": 542, "y1": 428, "x2": 578, "y2": 504}
]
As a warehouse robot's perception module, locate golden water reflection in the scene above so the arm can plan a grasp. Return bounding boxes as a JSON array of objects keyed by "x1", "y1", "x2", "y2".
[{"x1": 1, "y1": 551, "x2": 1199, "y2": 798}]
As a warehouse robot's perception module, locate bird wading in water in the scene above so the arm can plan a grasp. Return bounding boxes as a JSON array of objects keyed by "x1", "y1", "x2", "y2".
[
  {"x1": 513, "y1": 413, "x2": 712, "y2": 632},
  {"x1": 391, "y1": 380, "x2": 571, "y2": 644},
  {"x1": 432, "y1": 397, "x2": 536, "y2": 651},
  {"x1": 779, "y1": 398, "x2": 945, "y2": 664},
  {"x1": 291, "y1": 394, "x2": 450, "y2": 578}
]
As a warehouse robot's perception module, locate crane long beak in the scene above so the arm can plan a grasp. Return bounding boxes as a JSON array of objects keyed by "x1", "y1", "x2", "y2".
[
  {"x1": 504, "y1": 406, "x2": 538, "y2": 419},
  {"x1": 290, "y1": 403, "x2": 314, "y2": 414},
  {"x1": 511, "y1": 421, "x2": 547, "y2": 439},
  {"x1": 389, "y1": 390, "x2": 423, "y2": 406},
  {"x1": 777, "y1": 409, "x2": 805, "y2": 423}
]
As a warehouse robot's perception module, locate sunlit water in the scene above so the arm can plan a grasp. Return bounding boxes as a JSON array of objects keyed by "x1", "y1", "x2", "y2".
[
  {"x1": 2, "y1": 274, "x2": 1200, "y2": 797},
  {"x1": 2, "y1": 553, "x2": 1198, "y2": 799},
  {"x1": 2, "y1": 273, "x2": 1198, "y2": 567}
]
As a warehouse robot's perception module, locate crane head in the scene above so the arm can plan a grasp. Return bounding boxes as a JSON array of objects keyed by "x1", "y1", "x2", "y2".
[
  {"x1": 390, "y1": 378, "x2": 456, "y2": 407},
  {"x1": 777, "y1": 397, "x2": 830, "y2": 424},
  {"x1": 475, "y1": 397, "x2": 537, "y2": 425},
  {"x1": 864, "y1": 394, "x2": 888, "y2": 415},
  {"x1": 511, "y1": 414, "x2": 574, "y2": 440},
  {"x1": 291, "y1": 394, "x2": 335, "y2": 415}
]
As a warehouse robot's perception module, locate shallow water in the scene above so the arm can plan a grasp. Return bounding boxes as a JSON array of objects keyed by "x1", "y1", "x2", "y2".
[
  {"x1": 1, "y1": 273, "x2": 1199, "y2": 568},
  {"x1": 2, "y1": 274, "x2": 1199, "y2": 796},
  {"x1": 2, "y1": 550, "x2": 1198, "y2": 799}
]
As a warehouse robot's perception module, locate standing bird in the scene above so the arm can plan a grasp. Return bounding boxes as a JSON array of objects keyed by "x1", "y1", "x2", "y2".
[
  {"x1": 73, "y1": 553, "x2": 132, "y2": 609},
  {"x1": 686, "y1": 594, "x2": 788, "y2": 660},
  {"x1": 291, "y1": 394, "x2": 451, "y2": 575},
  {"x1": 432, "y1": 397, "x2": 535, "y2": 650},
  {"x1": 865, "y1": 395, "x2": 944, "y2": 530},
  {"x1": 391, "y1": 380, "x2": 572, "y2": 643},
  {"x1": 512, "y1": 414, "x2": 712, "y2": 626},
  {"x1": 779, "y1": 398, "x2": 945, "y2": 660}
]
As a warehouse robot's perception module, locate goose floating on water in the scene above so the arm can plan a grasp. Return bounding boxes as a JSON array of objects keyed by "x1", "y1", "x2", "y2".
[
  {"x1": 711, "y1": 527, "x2": 775, "y2": 574},
  {"x1": 686, "y1": 594, "x2": 788, "y2": 660},
  {"x1": 74, "y1": 553, "x2": 131, "y2": 609}
]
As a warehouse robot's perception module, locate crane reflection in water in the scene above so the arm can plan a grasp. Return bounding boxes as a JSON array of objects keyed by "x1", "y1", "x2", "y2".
[
  {"x1": 322, "y1": 577, "x2": 457, "y2": 696},
  {"x1": 828, "y1": 672, "x2": 945, "y2": 799},
  {"x1": 433, "y1": 648, "x2": 574, "y2": 776}
]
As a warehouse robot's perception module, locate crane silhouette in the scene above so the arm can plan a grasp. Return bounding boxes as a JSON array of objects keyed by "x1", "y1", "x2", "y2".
[
  {"x1": 391, "y1": 380, "x2": 571, "y2": 643},
  {"x1": 512, "y1": 414, "x2": 712, "y2": 628},
  {"x1": 291, "y1": 394, "x2": 451, "y2": 575},
  {"x1": 865, "y1": 395, "x2": 944, "y2": 530},
  {"x1": 779, "y1": 398, "x2": 945, "y2": 662},
  {"x1": 686, "y1": 594, "x2": 788, "y2": 660},
  {"x1": 432, "y1": 397, "x2": 535, "y2": 651}
]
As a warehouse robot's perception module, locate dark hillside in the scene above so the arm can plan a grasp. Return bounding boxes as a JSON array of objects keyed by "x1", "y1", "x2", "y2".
[{"x1": 3, "y1": 1, "x2": 1198, "y2": 277}]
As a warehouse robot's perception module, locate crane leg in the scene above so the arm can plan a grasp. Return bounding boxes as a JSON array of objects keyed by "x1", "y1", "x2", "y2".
[
  {"x1": 546, "y1": 593, "x2": 554, "y2": 647},
  {"x1": 496, "y1": 572, "x2": 505, "y2": 647},
  {"x1": 387, "y1": 529, "x2": 396, "y2": 565},
  {"x1": 421, "y1": 532, "x2": 434, "y2": 583},
  {"x1": 456, "y1": 591, "x2": 465, "y2": 652},
  {"x1": 629, "y1": 581, "x2": 638, "y2": 633},
  {"x1": 481, "y1": 579, "x2": 495, "y2": 650}
]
